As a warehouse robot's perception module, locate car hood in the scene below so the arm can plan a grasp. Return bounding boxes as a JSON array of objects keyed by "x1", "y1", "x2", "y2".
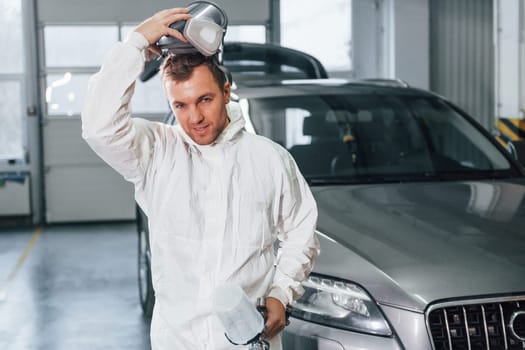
[{"x1": 311, "y1": 179, "x2": 525, "y2": 312}]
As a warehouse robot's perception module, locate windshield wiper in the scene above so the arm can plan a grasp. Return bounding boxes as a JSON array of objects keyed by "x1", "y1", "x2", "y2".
[
  {"x1": 428, "y1": 169, "x2": 520, "y2": 181},
  {"x1": 307, "y1": 174, "x2": 426, "y2": 185},
  {"x1": 306, "y1": 169, "x2": 521, "y2": 186}
]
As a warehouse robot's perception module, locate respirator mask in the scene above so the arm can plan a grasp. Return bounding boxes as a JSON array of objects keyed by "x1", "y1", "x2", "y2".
[{"x1": 156, "y1": 0, "x2": 228, "y2": 57}]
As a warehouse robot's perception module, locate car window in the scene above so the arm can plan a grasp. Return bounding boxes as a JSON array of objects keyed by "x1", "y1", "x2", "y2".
[
  {"x1": 243, "y1": 93, "x2": 517, "y2": 183},
  {"x1": 408, "y1": 98, "x2": 508, "y2": 171}
]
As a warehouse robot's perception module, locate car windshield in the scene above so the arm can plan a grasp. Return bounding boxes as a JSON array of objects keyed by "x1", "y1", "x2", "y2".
[{"x1": 242, "y1": 93, "x2": 519, "y2": 184}]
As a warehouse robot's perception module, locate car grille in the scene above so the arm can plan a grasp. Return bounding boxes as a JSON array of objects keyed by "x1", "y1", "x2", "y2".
[{"x1": 427, "y1": 297, "x2": 525, "y2": 350}]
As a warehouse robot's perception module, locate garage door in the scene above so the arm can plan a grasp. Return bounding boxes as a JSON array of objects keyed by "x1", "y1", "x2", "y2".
[{"x1": 40, "y1": 25, "x2": 166, "y2": 223}]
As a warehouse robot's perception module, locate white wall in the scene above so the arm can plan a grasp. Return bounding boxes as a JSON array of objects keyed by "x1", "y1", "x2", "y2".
[
  {"x1": 389, "y1": 0, "x2": 429, "y2": 89},
  {"x1": 352, "y1": 0, "x2": 429, "y2": 89},
  {"x1": 352, "y1": 0, "x2": 381, "y2": 79},
  {"x1": 495, "y1": 0, "x2": 523, "y2": 119}
]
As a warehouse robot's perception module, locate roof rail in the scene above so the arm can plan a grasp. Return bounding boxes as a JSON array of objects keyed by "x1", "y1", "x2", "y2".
[{"x1": 359, "y1": 78, "x2": 410, "y2": 88}]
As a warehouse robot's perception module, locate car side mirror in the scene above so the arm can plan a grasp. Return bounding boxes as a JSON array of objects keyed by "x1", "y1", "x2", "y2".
[{"x1": 507, "y1": 140, "x2": 525, "y2": 167}]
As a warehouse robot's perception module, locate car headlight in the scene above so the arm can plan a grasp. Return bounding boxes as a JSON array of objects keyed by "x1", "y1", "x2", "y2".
[{"x1": 290, "y1": 274, "x2": 392, "y2": 336}]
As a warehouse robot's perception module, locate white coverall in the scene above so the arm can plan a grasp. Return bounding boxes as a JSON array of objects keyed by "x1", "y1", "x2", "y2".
[{"x1": 81, "y1": 32, "x2": 320, "y2": 350}]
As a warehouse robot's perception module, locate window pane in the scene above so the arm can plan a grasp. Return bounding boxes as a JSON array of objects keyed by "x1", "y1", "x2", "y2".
[
  {"x1": 46, "y1": 73, "x2": 167, "y2": 116},
  {"x1": 124, "y1": 24, "x2": 266, "y2": 45},
  {"x1": 132, "y1": 78, "x2": 169, "y2": 114},
  {"x1": 281, "y1": 0, "x2": 352, "y2": 72},
  {"x1": 44, "y1": 26, "x2": 118, "y2": 67},
  {"x1": 0, "y1": 0, "x2": 23, "y2": 73},
  {"x1": 226, "y1": 25, "x2": 266, "y2": 43},
  {"x1": 0, "y1": 81, "x2": 23, "y2": 160},
  {"x1": 121, "y1": 24, "x2": 139, "y2": 41},
  {"x1": 46, "y1": 73, "x2": 90, "y2": 116}
]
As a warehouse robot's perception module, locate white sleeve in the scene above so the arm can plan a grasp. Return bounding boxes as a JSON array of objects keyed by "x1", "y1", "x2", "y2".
[
  {"x1": 267, "y1": 154, "x2": 320, "y2": 306},
  {"x1": 81, "y1": 31, "x2": 158, "y2": 186}
]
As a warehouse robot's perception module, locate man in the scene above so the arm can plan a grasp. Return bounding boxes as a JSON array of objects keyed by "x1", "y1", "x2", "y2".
[{"x1": 82, "y1": 7, "x2": 319, "y2": 350}]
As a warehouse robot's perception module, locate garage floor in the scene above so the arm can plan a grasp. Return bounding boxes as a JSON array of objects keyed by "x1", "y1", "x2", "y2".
[{"x1": 0, "y1": 222, "x2": 151, "y2": 350}]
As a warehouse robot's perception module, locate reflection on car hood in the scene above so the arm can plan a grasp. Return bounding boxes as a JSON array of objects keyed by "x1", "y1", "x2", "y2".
[{"x1": 311, "y1": 179, "x2": 525, "y2": 312}]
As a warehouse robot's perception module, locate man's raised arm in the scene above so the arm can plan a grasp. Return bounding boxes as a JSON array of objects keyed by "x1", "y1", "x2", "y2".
[{"x1": 81, "y1": 8, "x2": 190, "y2": 185}]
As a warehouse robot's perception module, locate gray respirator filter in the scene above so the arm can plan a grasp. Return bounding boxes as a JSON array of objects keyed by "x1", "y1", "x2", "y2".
[{"x1": 156, "y1": 1, "x2": 228, "y2": 56}]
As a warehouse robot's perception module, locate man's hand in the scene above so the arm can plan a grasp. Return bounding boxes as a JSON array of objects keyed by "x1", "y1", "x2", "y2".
[
  {"x1": 263, "y1": 297, "x2": 287, "y2": 339},
  {"x1": 134, "y1": 8, "x2": 192, "y2": 56}
]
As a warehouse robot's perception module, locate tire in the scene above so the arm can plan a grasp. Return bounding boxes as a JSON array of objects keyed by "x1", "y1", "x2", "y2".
[{"x1": 137, "y1": 206, "x2": 155, "y2": 319}]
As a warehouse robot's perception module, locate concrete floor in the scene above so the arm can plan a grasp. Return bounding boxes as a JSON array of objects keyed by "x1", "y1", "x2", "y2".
[{"x1": 0, "y1": 222, "x2": 151, "y2": 350}]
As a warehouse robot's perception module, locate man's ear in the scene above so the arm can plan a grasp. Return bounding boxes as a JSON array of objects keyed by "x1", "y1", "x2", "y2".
[{"x1": 223, "y1": 81, "x2": 231, "y2": 104}]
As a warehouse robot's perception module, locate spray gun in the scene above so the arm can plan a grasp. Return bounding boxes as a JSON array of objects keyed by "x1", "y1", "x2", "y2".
[{"x1": 212, "y1": 284, "x2": 285, "y2": 349}]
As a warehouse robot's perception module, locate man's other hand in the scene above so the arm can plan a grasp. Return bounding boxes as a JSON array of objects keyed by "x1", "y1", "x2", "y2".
[
  {"x1": 264, "y1": 297, "x2": 286, "y2": 339},
  {"x1": 134, "y1": 8, "x2": 191, "y2": 56}
]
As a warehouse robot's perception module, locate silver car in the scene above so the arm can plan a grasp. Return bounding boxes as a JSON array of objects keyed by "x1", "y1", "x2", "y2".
[
  {"x1": 138, "y1": 44, "x2": 525, "y2": 349},
  {"x1": 232, "y1": 81, "x2": 525, "y2": 350}
]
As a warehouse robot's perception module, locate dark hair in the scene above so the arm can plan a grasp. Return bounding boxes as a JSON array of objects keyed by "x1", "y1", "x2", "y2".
[{"x1": 160, "y1": 53, "x2": 227, "y2": 88}]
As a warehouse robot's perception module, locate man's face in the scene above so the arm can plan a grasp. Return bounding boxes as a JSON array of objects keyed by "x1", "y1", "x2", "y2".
[{"x1": 164, "y1": 65, "x2": 231, "y2": 145}]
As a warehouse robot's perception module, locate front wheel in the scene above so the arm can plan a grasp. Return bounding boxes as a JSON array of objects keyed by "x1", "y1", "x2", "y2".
[{"x1": 137, "y1": 206, "x2": 154, "y2": 318}]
